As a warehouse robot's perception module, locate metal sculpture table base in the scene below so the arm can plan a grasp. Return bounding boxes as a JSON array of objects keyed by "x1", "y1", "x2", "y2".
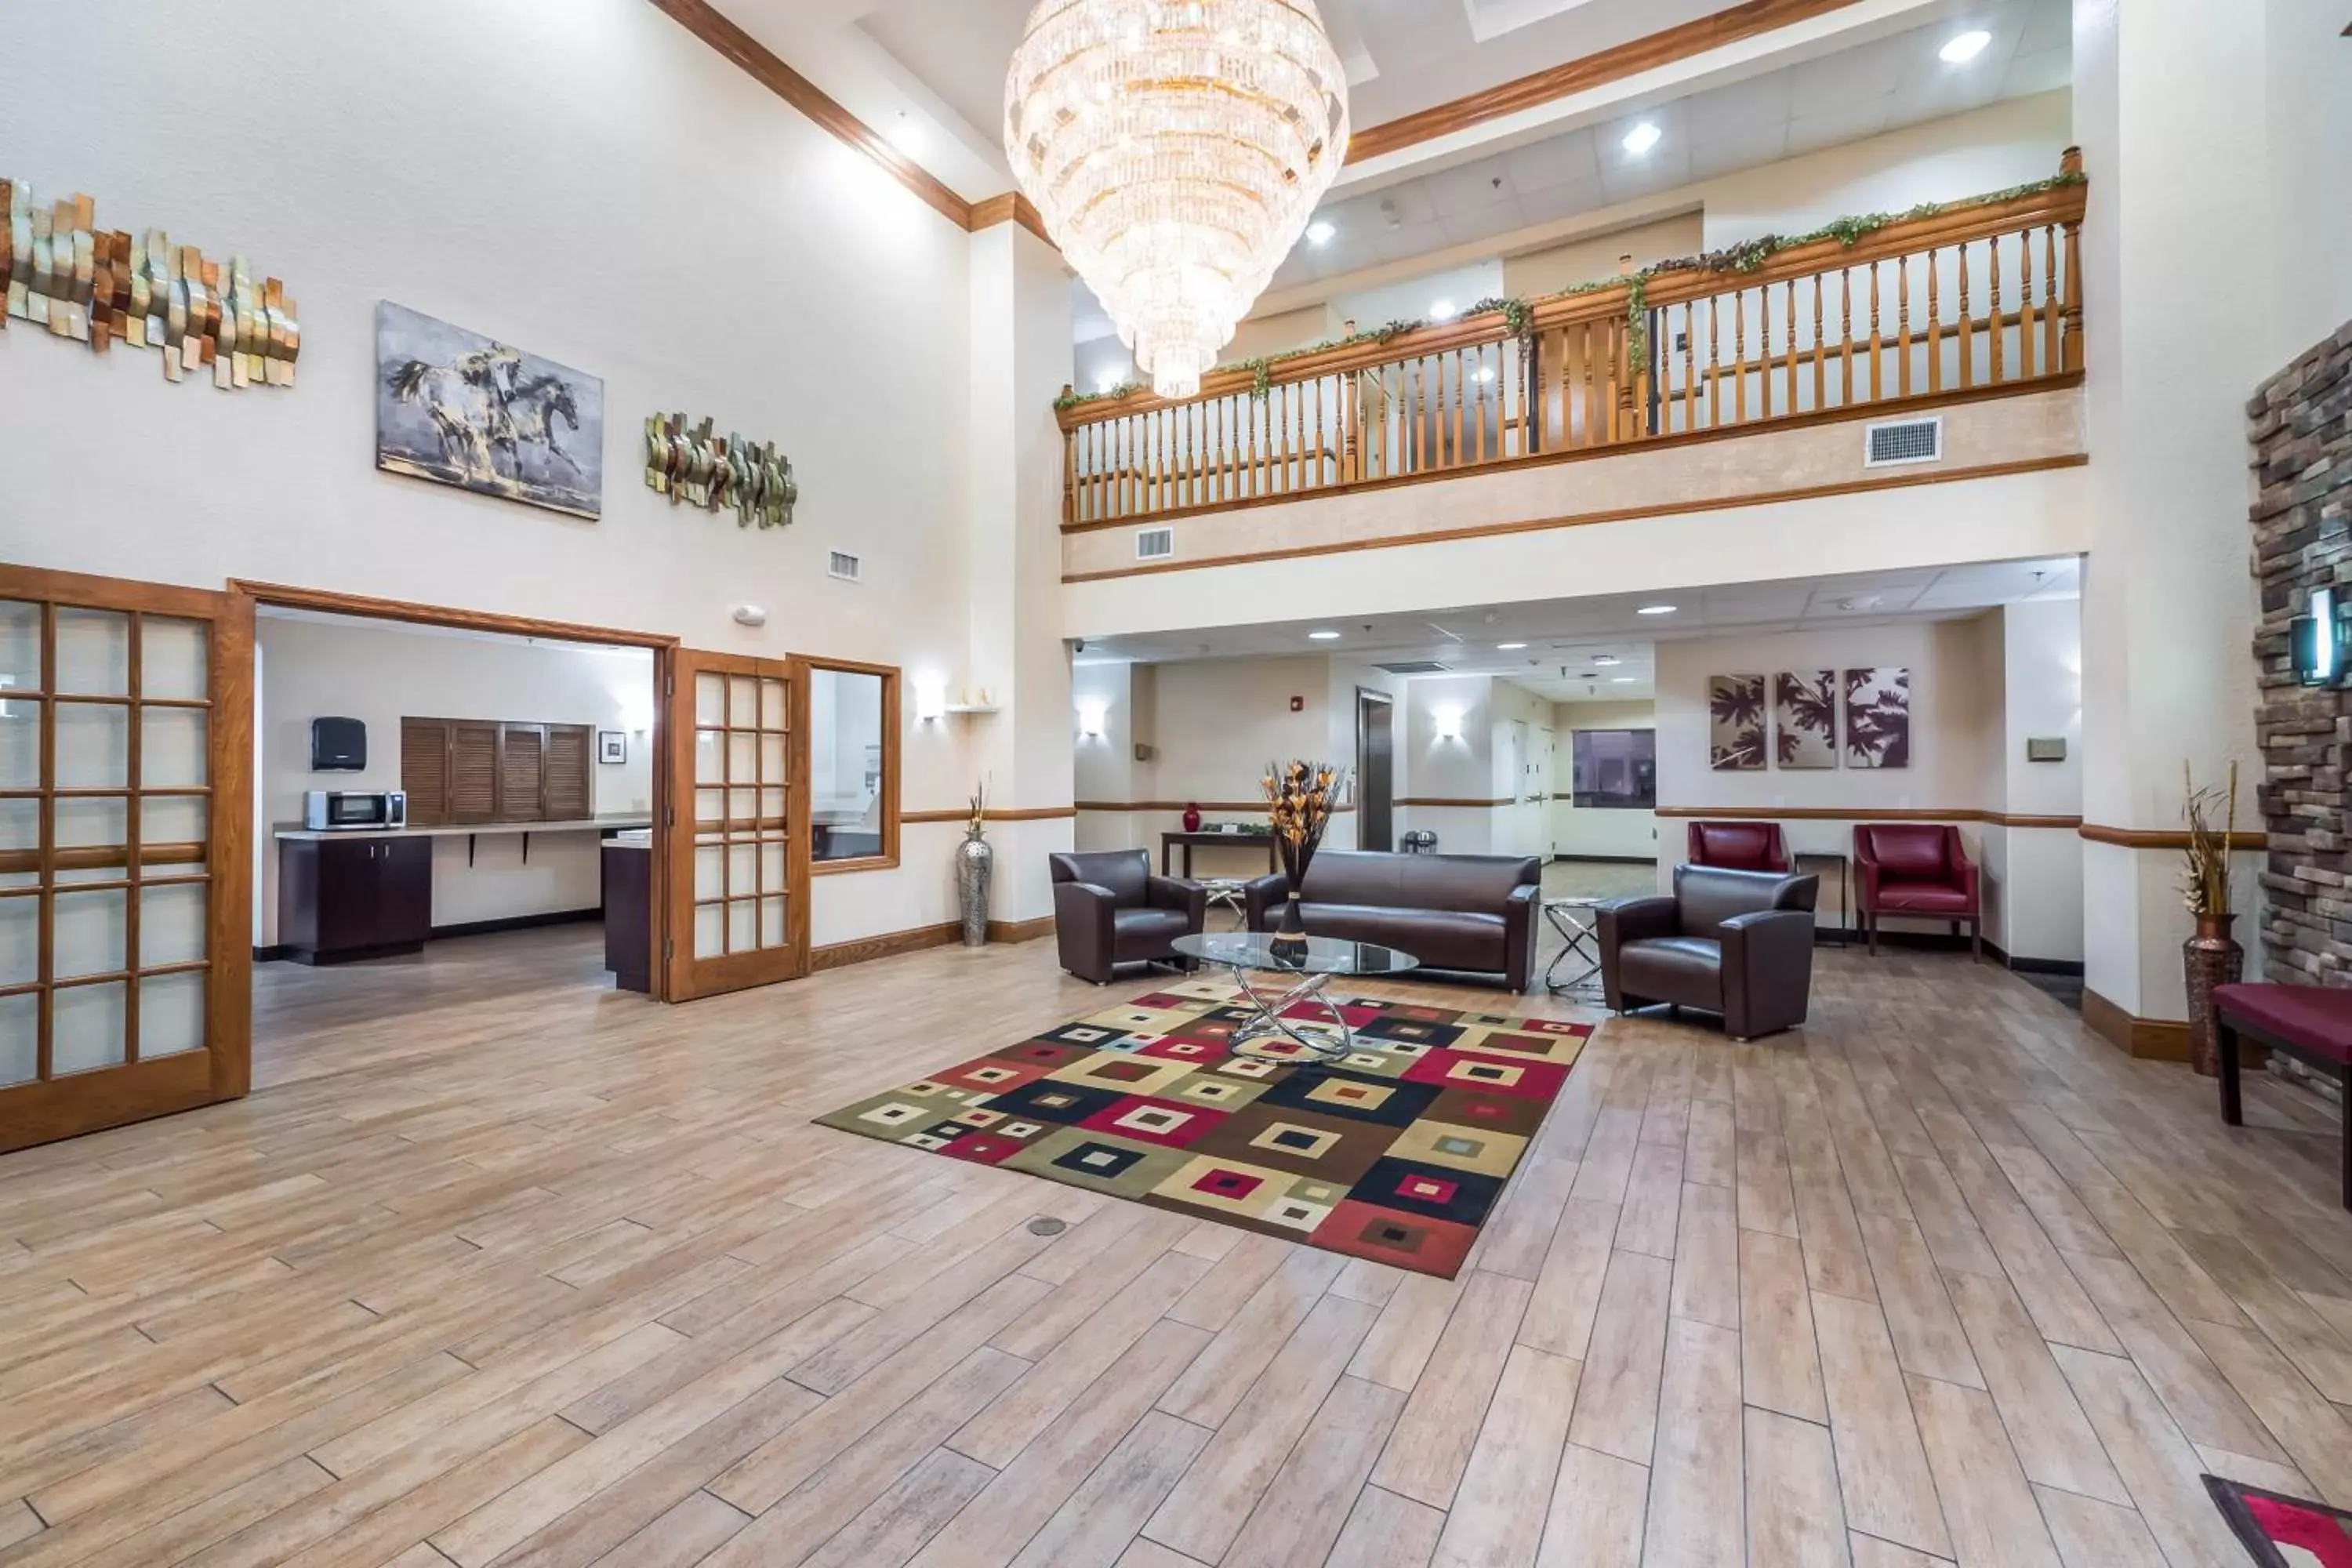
[
  {"x1": 1544, "y1": 898, "x2": 1605, "y2": 995},
  {"x1": 1213, "y1": 960, "x2": 1359, "y2": 1062}
]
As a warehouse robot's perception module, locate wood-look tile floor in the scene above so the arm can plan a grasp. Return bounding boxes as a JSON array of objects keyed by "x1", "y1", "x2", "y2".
[{"x1": 5, "y1": 926, "x2": 2352, "y2": 1566}]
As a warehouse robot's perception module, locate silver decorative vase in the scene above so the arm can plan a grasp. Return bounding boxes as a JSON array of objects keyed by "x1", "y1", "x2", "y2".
[{"x1": 956, "y1": 832, "x2": 993, "y2": 948}]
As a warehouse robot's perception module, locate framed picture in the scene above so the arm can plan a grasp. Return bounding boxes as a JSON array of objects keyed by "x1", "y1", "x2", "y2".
[
  {"x1": 1844, "y1": 668, "x2": 1912, "y2": 768},
  {"x1": 598, "y1": 731, "x2": 626, "y2": 765},
  {"x1": 1708, "y1": 674, "x2": 1767, "y2": 771},
  {"x1": 1774, "y1": 670, "x2": 1837, "y2": 768},
  {"x1": 376, "y1": 302, "x2": 606, "y2": 519}
]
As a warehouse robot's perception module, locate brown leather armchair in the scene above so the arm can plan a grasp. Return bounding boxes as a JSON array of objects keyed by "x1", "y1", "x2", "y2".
[
  {"x1": 1854, "y1": 823, "x2": 1980, "y2": 960},
  {"x1": 1050, "y1": 850, "x2": 1207, "y2": 985},
  {"x1": 1597, "y1": 865, "x2": 1820, "y2": 1040},
  {"x1": 1687, "y1": 820, "x2": 1790, "y2": 873}
]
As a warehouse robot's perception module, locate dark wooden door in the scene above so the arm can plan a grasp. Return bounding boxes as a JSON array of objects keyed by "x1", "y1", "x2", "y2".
[
  {"x1": 0, "y1": 566, "x2": 253, "y2": 1156},
  {"x1": 311, "y1": 839, "x2": 381, "y2": 954},
  {"x1": 1356, "y1": 688, "x2": 1395, "y2": 853}
]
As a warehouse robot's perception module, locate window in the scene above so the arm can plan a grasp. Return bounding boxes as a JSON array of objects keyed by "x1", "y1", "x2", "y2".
[
  {"x1": 1570, "y1": 728, "x2": 1656, "y2": 809},
  {"x1": 806, "y1": 659, "x2": 898, "y2": 871}
]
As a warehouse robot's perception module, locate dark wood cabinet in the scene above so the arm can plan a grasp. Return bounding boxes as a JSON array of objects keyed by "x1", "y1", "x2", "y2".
[
  {"x1": 401, "y1": 717, "x2": 591, "y2": 828},
  {"x1": 279, "y1": 836, "x2": 434, "y2": 964},
  {"x1": 601, "y1": 841, "x2": 651, "y2": 993}
]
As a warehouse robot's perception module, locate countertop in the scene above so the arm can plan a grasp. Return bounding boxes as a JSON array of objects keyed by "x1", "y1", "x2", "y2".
[{"x1": 274, "y1": 815, "x2": 653, "y2": 843}]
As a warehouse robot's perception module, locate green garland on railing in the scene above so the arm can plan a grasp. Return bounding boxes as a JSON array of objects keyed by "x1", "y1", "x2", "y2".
[{"x1": 1051, "y1": 170, "x2": 2085, "y2": 411}]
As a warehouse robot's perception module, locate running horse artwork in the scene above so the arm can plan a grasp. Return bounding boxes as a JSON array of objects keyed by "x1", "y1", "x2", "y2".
[{"x1": 375, "y1": 301, "x2": 604, "y2": 519}]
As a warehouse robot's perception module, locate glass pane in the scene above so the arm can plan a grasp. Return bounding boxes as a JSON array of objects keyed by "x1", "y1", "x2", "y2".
[
  {"x1": 56, "y1": 702, "x2": 129, "y2": 788},
  {"x1": 141, "y1": 706, "x2": 208, "y2": 788},
  {"x1": 140, "y1": 616, "x2": 209, "y2": 702},
  {"x1": 0, "y1": 701, "x2": 34, "y2": 789},
  {"x1": 140, "y1": 882, "x2": 207, "y2": 967},
  {"x1": 56, "y1": 797, "x2": 128, "y2": 884},
  {"x1": 727, "y1": 843, "x2": 756, "y2": 895},
  {"x1": 760, "y1": 733, "x2": 786, "y2": 784},
  {"x1": 55, "y1": 887, "x2": 126, "y2": 978},
  {"x1": 53, "y1": 608, "x2": 130, "y2": 696},
  {"x1": 728, "y1": 675, "x2": 757, "y2": 727},
  {"x1": 693, "y1": 902, "x2": 724, "y2": 958},
  {"x1": 694, "y1": 788, "x2": 724, "y2": 828},
  {"x1": 0, "y1": 894, "x2": 34, "y2": 987},
  {"x1": 761, "y1": 678, "x2": 788, "y2": 732},
  {"x1": 142, "y1": 794, "x2": 208, "y2": 853},
  {"x1": 809, "y1": 666, "x2": 886, "y2": 864},
  {"x1": 760, "y1": 787, "x2": 786, "y2": 825},
  {"x1": 0, "y1": 800, "x2": 34, "y2": 889},
  {"x1": 140, "y1": 971, "x2": 205, "y2": 1058},
  {"x1": 726, "y1": 898, "x2": 757, "y2": 953},
  {"x1": 0, "y1": 992, "x2": 34, "y2": 1085},
  {"x1": 694, "y1": 843, "x2": 724, "y2": 902},
  {"x1": 760, "y1": 838, "x2": 786, "y2": 893},
  {"x1": 694, "y1": 729, "x2": 724, "y2": 786},
  {"x1": 727, "y1": 732, "x2": 756, "y2": 784},
  {"x1": 760, "y1": 896, "x2": 786, "y2": 949},
  {"x1": 728, "y1": 787, "x2": 756, "y2": 824},
  {"x1": 0, "y1": 601, "x2": 41, "y2": 693},
  {"x1": 53, "y1": 981, "x2": 126, "y2": 1073},
  {"x1": 694, "y1": 671, "x2": 725, "y2": 727}
]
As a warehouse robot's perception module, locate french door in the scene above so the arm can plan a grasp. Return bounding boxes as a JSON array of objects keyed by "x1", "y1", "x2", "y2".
[
  {"x1": 0, "y1": 567, "x2": 252, "y2": 1154},
  {"x1": 664, "y1": 650, "x2": 808, "y2": 1000}
]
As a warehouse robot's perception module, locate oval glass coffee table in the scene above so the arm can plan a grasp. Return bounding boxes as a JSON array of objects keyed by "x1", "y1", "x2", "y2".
[{"x1": 1171, "y1": 931, "x2": 1421, "y2": 1063}]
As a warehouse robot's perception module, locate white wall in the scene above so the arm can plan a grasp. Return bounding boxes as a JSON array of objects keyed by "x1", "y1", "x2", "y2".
[
  {"x1": 1995, "y1": 598, "x2": 2085, "y2": 964},
  {"x1": 0, "y1": 0, "x2": 1048, "y2": 953},
  {"x1": 254, "y1": 616, "x2": 654, "y2": 943},
  {"x1": 1552, "y1": 699, "x2": 1660, "y2": 862}
]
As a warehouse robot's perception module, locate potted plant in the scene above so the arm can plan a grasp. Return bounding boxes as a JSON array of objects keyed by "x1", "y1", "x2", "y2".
[
  {"x1": 1262, "y1": 760, "x2": 1349, "y2": 956},
  {"x1": 957, "y1": 782, "x2": 991, "y2": 948},
  {"x1": 2180, "y1": 760, "x2": 2242, "y2": 1076}
]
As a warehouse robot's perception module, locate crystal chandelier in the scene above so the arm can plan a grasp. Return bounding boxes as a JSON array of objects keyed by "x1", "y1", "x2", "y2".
[{"x1": 1006, "y1": 0, "x2": 1350, "y2": 399}]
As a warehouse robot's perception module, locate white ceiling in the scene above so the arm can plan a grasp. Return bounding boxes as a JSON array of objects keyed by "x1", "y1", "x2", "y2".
[{"x1": 1072, "y1": 555, "x2": 2081, "y2": 704}]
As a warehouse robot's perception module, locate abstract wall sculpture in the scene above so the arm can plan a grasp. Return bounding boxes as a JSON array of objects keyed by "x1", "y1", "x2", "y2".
[
  {"x1": 377, "y1": 303, "x2": 604, "y2": 521},
  {"x1": 1774, "y1": 670, "x2": 1838, "y2": 768},
  {"x1": 644, "y1": 413, "x2": 799, "y2": 530},
  {"x1": 1708, "y1": 674, "x2": 1767, "y2": 771},
  {"x1": 1844, "y1": 667, "x2": 1912, "y2": 768},
  {"x1": 2, "y1": 180, "x2": 299, "y2": 389}
]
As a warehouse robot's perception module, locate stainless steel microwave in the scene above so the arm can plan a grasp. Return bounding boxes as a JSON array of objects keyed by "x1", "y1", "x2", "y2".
[{"x1": 303, "y1": 789, "x2": 407, "y2": 831}]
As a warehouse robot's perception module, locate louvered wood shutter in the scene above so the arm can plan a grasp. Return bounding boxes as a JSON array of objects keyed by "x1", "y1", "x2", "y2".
[
  {"x1": 499, "y1": 724, "x2": 546, "y2": 822},
  {"x1": 399, "y1": 718, "x2": 449, "y2": 826},
  {"x1": 448, "y1": 721, "x2": 499, "y2": 823},
  {"x1": 543, "y1": 725, "x2": 593, "y2": 821}
]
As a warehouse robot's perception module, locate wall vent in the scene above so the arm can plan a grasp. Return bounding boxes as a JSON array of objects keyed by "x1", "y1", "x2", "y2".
[
  {"x1": 1375, "y1": 659, "x2": 1451, "y2": 675},
  {"x1": 827, "y1": 550, "x2": 862, "y2": 583},
  {"x1": 1864, "y1": 416, "x2": 1944, "y2": 467},
  {"x1": 1134, "y1": 526, "x2": 1174, "y2": 561}
]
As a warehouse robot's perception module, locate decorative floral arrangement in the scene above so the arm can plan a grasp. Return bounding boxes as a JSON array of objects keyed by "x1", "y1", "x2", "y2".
[
  {"x1": 1262, "y1": 760, "x2": 1348, "y2": 886},
  {"x1": 2181, "y1": 760, "x2": 2239, "y2": 918},
  {"x1": 966, "y1": 781, "x2": 987, "y2": 841}
]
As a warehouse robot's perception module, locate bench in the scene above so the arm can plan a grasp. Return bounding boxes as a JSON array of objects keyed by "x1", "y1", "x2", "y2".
[{"x1": 2215, "y1": 982, "x2": 2352, "y2": 1209}]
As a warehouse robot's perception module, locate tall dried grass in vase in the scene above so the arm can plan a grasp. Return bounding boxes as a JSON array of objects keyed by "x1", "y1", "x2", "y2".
[
  {"x1": 2180, "y1": 759, "x2": 2243, "y2": 1076},
  {"x1": 1263, "y1": 760, "x2": 1352, "y2": 949}
]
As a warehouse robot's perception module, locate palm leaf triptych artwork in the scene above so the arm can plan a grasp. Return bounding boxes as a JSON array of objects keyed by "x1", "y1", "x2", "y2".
[{"x1": 1711, "y1": 667, "x2": 1908, "y2": 771}]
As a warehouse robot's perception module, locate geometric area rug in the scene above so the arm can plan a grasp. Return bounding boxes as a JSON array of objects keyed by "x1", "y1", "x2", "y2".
[
  {"x1": 2205, "y1": 1474, "x2": 2352, "y2": 1567},
  {"x1": 815, "y1": 978, "x2": 1590, "y2": 1279}
]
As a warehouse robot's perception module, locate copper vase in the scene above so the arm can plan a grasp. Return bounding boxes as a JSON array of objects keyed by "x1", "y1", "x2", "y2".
[{"x1": 2183, "y1": 911, "x2": 2243, "y2": 1077}]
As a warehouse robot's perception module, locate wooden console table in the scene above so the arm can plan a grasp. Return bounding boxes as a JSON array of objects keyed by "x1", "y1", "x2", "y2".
[{"x1": 1161, "y1": 830, "x2": 1279, "y2": 878}]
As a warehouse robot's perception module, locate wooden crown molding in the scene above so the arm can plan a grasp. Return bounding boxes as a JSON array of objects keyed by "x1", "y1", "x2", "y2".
[
  {"x1": 968, "y1": 192, "x2": 1055, "y2": 247},
  {"x1": 1346, "y1": 0, "x2": 1869, "y2": 165},
  {"x1": 232, "y1": 581, "x2": 679, "y2": 649}
]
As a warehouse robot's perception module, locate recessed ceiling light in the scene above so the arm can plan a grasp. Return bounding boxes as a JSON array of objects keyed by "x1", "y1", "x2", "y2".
[
  {"x1": 1497, "y1": 641, "x2": 1526, "y2": 650},
  {"x1": 1621, "y1": 122, "x2": 1662, "y2": 156},
  {"x1": 1593, "y1": 655, "x2": 1621, "y2": 666},
  {"x1": 1308, "y1": 629, "x2": 1341, "y2": 641},
  {"x1": 1429, "y1": 299, "x2": 1459, "y2": 321},
  {"x1": 1611, "y1": 676, "x2": 1638, "y2": 684},
  {"x1": 1637, "y1": 604, "x2": 1677, "y2": 616},
  {"x1": 1939, "y1": 29, "x2": 1991, "y2": 63},
  {"x1": 1305, "y1": 219, "x2": 1337, "y2": 246}
]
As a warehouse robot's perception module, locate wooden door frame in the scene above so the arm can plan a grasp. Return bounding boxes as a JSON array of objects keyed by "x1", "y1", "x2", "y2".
[
  {"x1": 228, "y1": 581, "x2": 681, "y2": 1001},
  {"x1": 1355, "y1": 685, "x2": 1395, "y2": 854},
  {"x1": 802, "y1": 654, "x2": 902, "y2": 877}
]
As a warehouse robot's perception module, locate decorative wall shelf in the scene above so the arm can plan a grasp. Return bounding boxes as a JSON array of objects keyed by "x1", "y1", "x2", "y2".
[{"x1": 942, "y1": 703, "x2": 1001, "y2": 716}]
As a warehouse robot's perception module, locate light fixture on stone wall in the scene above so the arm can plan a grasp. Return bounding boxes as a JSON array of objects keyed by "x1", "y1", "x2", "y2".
[
  {"x1": 1004, "y1": 0, "x2": 1350, "y2": 398},
  {"x1": 2292, "y1": 586, "x2": 2347, "y2": 686}
]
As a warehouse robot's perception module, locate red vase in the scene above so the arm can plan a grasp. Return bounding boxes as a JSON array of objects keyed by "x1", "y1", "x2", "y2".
[{"x1": 1182, "y1": 802, "x2": 1202, "y2": 833}]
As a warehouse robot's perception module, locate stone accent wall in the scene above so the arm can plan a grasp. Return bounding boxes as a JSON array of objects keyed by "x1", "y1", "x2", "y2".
[{"x1": 2252, "y1": 321, "x2": 2352, "y2": 1014}]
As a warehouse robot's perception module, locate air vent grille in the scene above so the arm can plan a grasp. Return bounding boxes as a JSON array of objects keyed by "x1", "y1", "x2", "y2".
[
  {"x1": 827, "y1": 550, "x2": 862, "y2": 583},
  {"x1": 1864, "y1": 417, "x2": 1943, "y2": 467},
  {"x1": 1134, "y1": 527, "x2": 1174, "y2": 561},
  {"x1": 1375, "y1": 659, "x2": 1451, "y2": 675}
]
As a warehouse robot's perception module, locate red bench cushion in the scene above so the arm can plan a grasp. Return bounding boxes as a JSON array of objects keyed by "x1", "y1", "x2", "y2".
[{"x1": 2216, "y1": 983, "x2": 2352, "y2": 1064}]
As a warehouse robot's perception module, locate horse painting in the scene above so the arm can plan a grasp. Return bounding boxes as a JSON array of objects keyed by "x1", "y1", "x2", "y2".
[{"x1": 376, "y1": 303, "x2": 604, "y2": 519}]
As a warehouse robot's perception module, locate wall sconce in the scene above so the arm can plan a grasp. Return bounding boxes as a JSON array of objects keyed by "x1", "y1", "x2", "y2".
[
  {"x1": 1076, "y1": 700, "x2": 1108, "y2": 738},
  {"x1": 914, "y1": 678, "x2": 948, "y2": 722},
  {"x1": 1432, "y1": 706, "x2": 1465, "y2": 742},
  {"x1": 2294, "y1": 586, "x2": 2349, "y2": 687}
]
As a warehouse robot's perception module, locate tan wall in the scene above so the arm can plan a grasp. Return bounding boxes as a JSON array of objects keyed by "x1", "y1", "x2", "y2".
[{"x1": 1504, "y1": 214, "x2": 1705, "y2": 299}]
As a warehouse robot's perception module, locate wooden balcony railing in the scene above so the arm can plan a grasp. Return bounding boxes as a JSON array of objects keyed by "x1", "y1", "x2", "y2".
[{"x1": 1058, "y1": 153, "x2": 2088, "y2": 528}]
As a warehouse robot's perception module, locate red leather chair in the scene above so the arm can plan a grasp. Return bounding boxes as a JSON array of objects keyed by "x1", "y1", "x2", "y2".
[
  {"x1": 1687, "y1": 821, "x2": 1789, "y2": 873},
  {"x1": 1854, "y1": 824, "x2": 1980, "y2": 960}
]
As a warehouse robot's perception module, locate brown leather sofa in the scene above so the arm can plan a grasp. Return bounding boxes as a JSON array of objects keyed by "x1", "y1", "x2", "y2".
[
  {"x1": 1596, "y1": 865, "x2": 1820, "y2": 1040},
  {"x1": 1050, "y1": 850, "x2": 1207, "y2": 985},
  {"x1": 1242, "y1": 850, "x2": 1541, "y2": 990}
]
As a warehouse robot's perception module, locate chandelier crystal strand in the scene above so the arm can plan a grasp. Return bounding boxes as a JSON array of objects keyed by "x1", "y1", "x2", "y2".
[{"x1": 1006, "y1": 0, "x2": 1350, "y2": 399}]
